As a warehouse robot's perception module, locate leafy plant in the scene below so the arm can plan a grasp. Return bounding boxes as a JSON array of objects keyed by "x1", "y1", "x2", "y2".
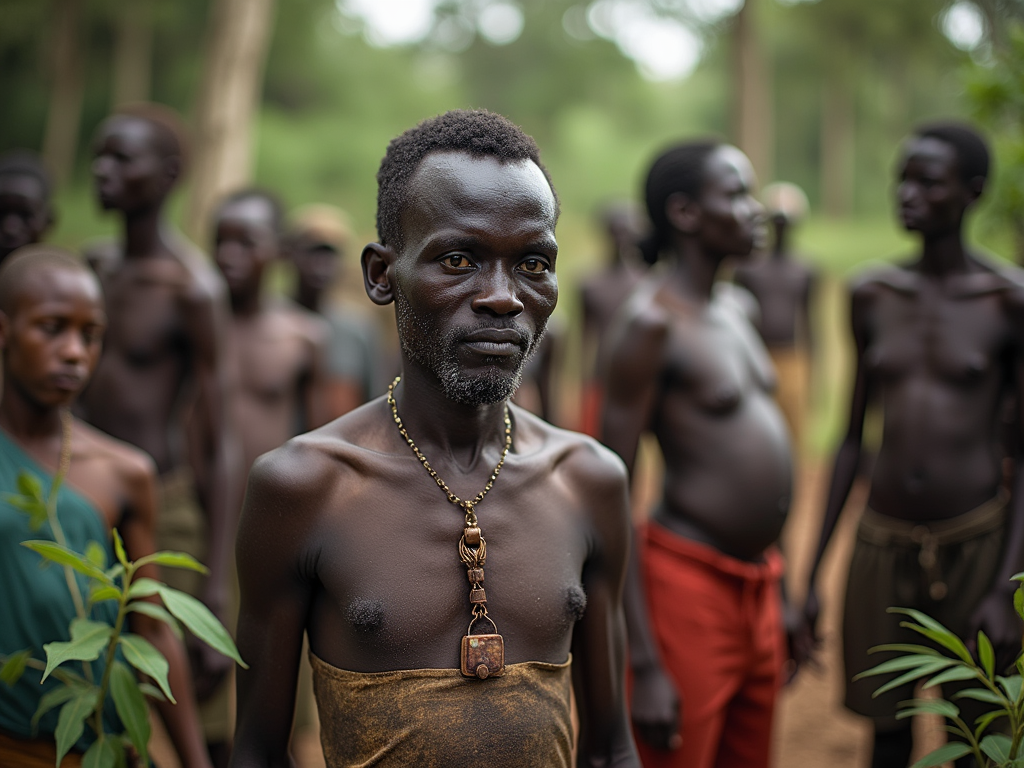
[
  {"x1": 855, "y1": 576, "x2": 1024, "y2": 768},
  {"x1": 0, "y1": 460, "x2": 247, "y2": 768}
]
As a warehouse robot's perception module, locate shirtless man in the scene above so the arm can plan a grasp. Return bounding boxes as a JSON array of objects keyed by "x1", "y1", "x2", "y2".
[
  {"x1": 213, "y1": 189, "x2": 329, "y2": 472},
  {"x1": 233, "y1": 109, "x2": 639, "y2": 768},
  {"x1": 802, "y1": 123, "x2": 1024, "y2": 768},
  {"x1": 0, "y1": 247, "x2": 211, "y2": 768},
  {"x1": 578, "y1": 202, "x2": 645, "y2": 435},
  {"x1": 733, "y1": 182, "x2": 816, "y2": 448},
  {"x1": 0, "y1": 151, "x2": 54, "y2": 264},
  {"x1": 602, "y1": 141, "x2": 792, "y2": 768},
  {"x1": 288, "y1": 205, "x2": 379, "y2": 418},
  {"x1": 78, "y1": 106, "x2": 239, "y2": 755}
]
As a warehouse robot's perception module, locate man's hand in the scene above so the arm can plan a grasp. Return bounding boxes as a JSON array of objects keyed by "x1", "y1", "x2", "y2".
[
  {"x1": 630, "y1": 664, "x2": 681, "y2": 752},
  {"x1": 969, "y1": 589, "x2": 1021, "y2": 673}
]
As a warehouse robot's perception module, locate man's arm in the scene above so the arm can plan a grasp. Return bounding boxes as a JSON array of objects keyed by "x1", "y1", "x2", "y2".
[
  {"x1": 802, "y1": 281, "x2": 875, "y2": 641},
  {"x1": 970, "y1": 286, "x2": 1024, "y2": 667},
  {"x1": 232, "y1": 448, "x2": 318, "y2": 768},
  {"x1": 571, "y1": 447, "x2": 640, "y2": 768},
  {"x1": 117, "y1": 451, "x2": 212, "y2": 768},
  {"x1": 181, "y1": 281, "x2": 242, "y2": 693},
  {"x1": 599, "y1": 302, "x2": 679, "y2": 751}
]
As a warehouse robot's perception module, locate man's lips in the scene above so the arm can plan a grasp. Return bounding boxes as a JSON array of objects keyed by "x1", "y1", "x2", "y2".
[
  {"x1": 461, "y1": 328, "x2": 527, "y2": 357},
  {"x1": 50, "y1": 372, "x2": 85, "y2": 392}
]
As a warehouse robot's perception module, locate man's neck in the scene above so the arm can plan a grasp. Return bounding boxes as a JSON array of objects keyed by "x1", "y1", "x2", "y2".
[
  {"x1": 231, "y1": 288, "x2": 264, "y2": 318},
  {"x1": 918, "y1": 228, "x2": 970, "y2": 277},
  {"x1": 0, "y1": 382, "x2": 63, "y2": 445},
  {"x1": 295, "y1": 284, "x2": 321, "y2": 313},
  {"x1": 666, "y1": 236, "x2": 723, "y2": 303},
  {"x1": 391, "y1": 365, "x2": 512, "y2": 473},
  {"x1": 122, "y1": 206, "x2": 166, "y2": 259}
]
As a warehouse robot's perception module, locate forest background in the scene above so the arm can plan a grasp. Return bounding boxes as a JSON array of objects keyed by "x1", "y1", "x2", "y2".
[{"x1": 2, "y1": 0, "x2": 1023, "y2": 453}]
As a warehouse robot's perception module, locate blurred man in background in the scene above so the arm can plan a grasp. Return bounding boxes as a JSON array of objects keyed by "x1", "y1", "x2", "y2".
[
  {"x1": 0, "y1": 150, "x2": 54, "y2": 265},
  {"x1": 288, "y1": 204, "x2": 380, "y2": 418},
  {"x1": 79, "y1": 104, "x2": 240, "y2": 767},
  {"x1": 734, "y1": 182, "x2": 816, "y2": 451}
]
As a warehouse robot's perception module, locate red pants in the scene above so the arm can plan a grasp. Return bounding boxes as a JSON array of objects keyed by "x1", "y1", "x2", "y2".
[
  {"x1": 579, "y1": 383, "x2": 603, "y2": 438},
  {"x1": 635, "y1": 524, "x2": 785, "y2": 768}
]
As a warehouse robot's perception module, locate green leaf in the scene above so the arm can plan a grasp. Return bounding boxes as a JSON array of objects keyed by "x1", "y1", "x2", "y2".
[
  {"x1": 88, "y1": 584, "x2": 121, "y2": 606},
  {"x1": 895, "y1": 697, "x2": 960, "y2": 719},
  {"x1": 127, "y1": 578, "x2": 163, "y2": 599},
  {"x1": 105, "y1": 563, "x2": 124, "y2": 582},
  {"x1": 158, "y1": 585, "x2": 247, "y2": 668},
  {"x1": 109, "y1": 661, "x2": 150, "y2": 766},
  {"x1": 953, "y1": 687, "x2": 1006, "y2": 704},
  {"x1": 974, "y1": 710, "x2": 1008, "y2": 739},
  {"x1": 136, "y1": 550, "x2": 208, "y2": 574},
  {"x1": 16, "y1": 471, "x2": 45, "y2": 502},
  {"x1": 21, "y1": 541, "x2": 112, "y2": 584},
  {"x1": 82, "y1": 735, "x2": 118, "y2": 768},
  {"x1": 909, "y1": 741, "x2": 974, "y2": 768},
  {"x1": 868, "y1": 643, "x2": 943, "y2": 657},
  {"x1": 1015, "y1": 587, "x2": 1024, "y2": 621},
  {"x1": 997, "y1": 674, "x2": 1023, "y2": 700},
  {"x1": 0, "y1": 649, "x2": 32, "y2": 686},
  {"x1": 981, "y1": 733, "x2": 1014, "y2": 762},
  {"x1": 85, "y1": 541, "x2": 107, "y2": 570},
  {"x1": 128, "y1": 601, "x2": 183, "y2": 639},
  {"x1": 1010, "y1": 572, "x2": 1024, "y2": 582},
  {"x1": 54, "y1": 688, "x2": 99, "y2": 765},
  {"x1": 138, "y1": 682, "x2": 167, "y2": 702},
  {"x1": 31, "y1": 684, "x2": 82, "y2": 729},
  {"x1": 853, "y1": 654, "x2": 954, "y2": 680},
  {"x1": 41, "y1": 619, "x2": 113, "y2": 682},
  {"x1": 979, "y1": 631, "x2": 995, "y2": 680},
  {"x1": 119, "y1": 633, "x2": 174, "y2": 703},
  {"x1": 921, "y1": 665, "x2": 982, "y2": 689},
  {"x1": 4, "y1": 492, "x2": 47, "y2": 530},
  {"x1": 871, "y1": 660, "x2": 956, "y2": 698},
  {"x1": 112, "y1": 528, "x2": 128, "y2": 569},
  {"x1": 899, "y1": 622, "x2": 975, "y2": 665}
]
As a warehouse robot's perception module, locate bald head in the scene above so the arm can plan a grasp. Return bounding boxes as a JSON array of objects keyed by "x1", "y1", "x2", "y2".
[{"x1": 0, "y1": 246, "x2": 100, "y2": 317}]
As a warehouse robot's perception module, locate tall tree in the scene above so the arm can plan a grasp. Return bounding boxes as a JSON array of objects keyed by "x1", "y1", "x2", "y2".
[
  {"x1": 41, "y1": 0, "x2": 85, "y2": 186},
  {"x1": 186, "y1": 0, "x2": 278, "y2": 242},
  {"x1": 112, "y1": 0, "x2": 155, "y2": 106},
  {"x1": 730, "y1": 0, "x2": 773, "y2": 183}
]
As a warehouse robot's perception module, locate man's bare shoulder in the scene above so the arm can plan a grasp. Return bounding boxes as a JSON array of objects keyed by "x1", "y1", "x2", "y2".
[
  {"x1": 849, "y1": 262, "x2": 916, "y2": 298},
  {"x1": 72, "y1": 418, "x2": 157, "y2": 490},
  {"x1": 513, "y1": 407, "x2": 628, "y2": 501},
  {"x1": 273, "y1": 299, "x2": 332, "y2": 346}
]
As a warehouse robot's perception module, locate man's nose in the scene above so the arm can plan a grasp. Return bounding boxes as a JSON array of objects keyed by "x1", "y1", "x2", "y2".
[
  {"x1": 471, "y1": 267, "x2": 524, "y2": 316},
  {"x1": 60, "y1": 329, "x2": 88, "y2": 363},
  {"x1": 92, "y1": 155, "x2": 112, "y2": 180}
]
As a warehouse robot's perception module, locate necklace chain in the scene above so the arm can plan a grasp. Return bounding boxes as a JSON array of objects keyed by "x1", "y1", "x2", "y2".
[{"x1": 387, "y1": 376, "x2": 512, "y2": 523}]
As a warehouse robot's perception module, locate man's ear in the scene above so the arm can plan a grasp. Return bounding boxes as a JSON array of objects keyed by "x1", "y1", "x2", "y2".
[
  {"x1": 967, "y1": 175, "x2": 985, "y2": 206},
  {"x1": 664, "y1": 191, "x2": 701, "y2": 235},
  {"x1": 362, "y1": 243, "x2": 396, "y2": 306}
]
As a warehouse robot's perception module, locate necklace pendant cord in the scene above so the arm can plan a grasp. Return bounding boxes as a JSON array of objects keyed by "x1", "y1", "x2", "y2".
[{"x1": 387, "y1": 376, "x2": 511, "y2": 679}]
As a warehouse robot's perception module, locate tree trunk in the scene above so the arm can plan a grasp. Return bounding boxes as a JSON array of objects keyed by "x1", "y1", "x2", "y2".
[
  {"x1": 112, "y1": 0, "x2": 154, "y2": 106},
  {"x1": 41, "y1": 0, "x2": 85, "y2": 187},
  {"x1": 730, "y1": 0, "x2": 773, "y2": 184},
  {"x1": 185, "y1": 0, "x2": 276, "y2": 243},
  {"x1": 820, "y1": 73, "x2": 854, "y2": 218}
]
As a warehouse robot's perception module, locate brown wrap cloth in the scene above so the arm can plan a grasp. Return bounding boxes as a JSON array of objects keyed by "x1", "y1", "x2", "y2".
[
  {"x1": 0, "y1": 733, "x2": 83, "y2": 768},
  {"x1": 309, "y1": 651, "x2": 573, "y2": 767}
]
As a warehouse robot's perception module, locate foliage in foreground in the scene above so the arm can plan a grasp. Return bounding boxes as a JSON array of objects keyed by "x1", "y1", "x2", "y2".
[
  {"x1": 856, "y1": 576, "x2": 1024, "y2": 768},
  {"x1": 0, "y1": 467, "x2": 246, "y2": 768}
]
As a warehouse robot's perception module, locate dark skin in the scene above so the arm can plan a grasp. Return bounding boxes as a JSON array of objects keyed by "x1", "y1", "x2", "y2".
[
  {"x1": 733, "y1": 212, "x2": 816, "y2": 351},
  {"x1": 602, "y1": 145, "x2": 793, "y2": 751},
  {"x1": 802, "y1": 136, "x2": 1024, "y2": 768},
  {"x1": 0, "y1": 264, "x2": 211, "y2": 768},
  {"x1": 214, "y1": 198, "x2": 330, "y2": 474},
  {"x1": 512, "y1": 320, "x2": 560, "y2": 422},
  {"x1": 0, "y1": 172, "x2": 53, "y2": 264},
  {"x1": 79, "y1": 115, "x2": 240, "y2": 698},
  {"x1": 289, "y1": 231, "x2": 364, "y2": 418},
  {"x1": 580, "y1": 204, "x2": 645, "y2": 384},
  {"x1": 232, "y1": 151, "x2": 639, "y2": 768}
]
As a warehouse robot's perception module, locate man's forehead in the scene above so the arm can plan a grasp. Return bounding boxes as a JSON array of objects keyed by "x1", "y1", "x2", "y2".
[
  {"x1": 705, "y1": 146, "x2": 755, "y2": 187},
  {"x1": 13, "y1": 267, "x2": 102, "y2": 314},
  {"x1": 902, "y1": 136, "x2": 958, "y2": 169},
  {"x1": 97, "y1": 116, "x2": 163, "y2": 154},
  {"x1": 409, "y1": 151, "x2": 552, "y2": 204},
  {"x1": 0, "y1": 173, "x2": 46, "y2": 202}
]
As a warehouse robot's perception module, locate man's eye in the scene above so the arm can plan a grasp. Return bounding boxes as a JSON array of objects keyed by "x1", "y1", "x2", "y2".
[
  {"x1": 518, "y1": 258, "x2": 549, "y2": 274},
  {"x1": 38, "y1": 321, "x2": 61, "y2": 335},
  {"x1": 442, "y1": 254, "x2": 473, "y2": 269}
]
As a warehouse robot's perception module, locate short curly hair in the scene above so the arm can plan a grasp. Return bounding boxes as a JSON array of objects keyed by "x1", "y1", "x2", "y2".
[
  {"x1": 913, "y1": 120, "x2": 990, "y2": 186},
  {"x1": 375, "y1": 109, "x2": 558, "y2": 248}
]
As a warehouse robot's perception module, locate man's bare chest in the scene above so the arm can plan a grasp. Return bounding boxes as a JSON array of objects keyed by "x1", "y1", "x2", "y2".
[
  {"x1": 101, "y1": 275, "x2": 186, "y2": 365},
  {"x1": 229, "y1": 322, "x2": 309, "y2": 403}
]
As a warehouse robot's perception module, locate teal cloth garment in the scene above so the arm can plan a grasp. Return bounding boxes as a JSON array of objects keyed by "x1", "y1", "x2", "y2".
[{"x1": 0, "y1": 428, "x2": 123, "y2": 751}]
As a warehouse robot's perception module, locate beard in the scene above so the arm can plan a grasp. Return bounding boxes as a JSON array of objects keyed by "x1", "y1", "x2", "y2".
[{"x1": 394, "y1": 280, "x2": 547, "y2": 406}]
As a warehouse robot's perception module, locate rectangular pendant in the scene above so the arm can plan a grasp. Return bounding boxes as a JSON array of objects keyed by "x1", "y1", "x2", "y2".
[{"x1": 461, "y1": 633, "x2": 505, "y2": 679}]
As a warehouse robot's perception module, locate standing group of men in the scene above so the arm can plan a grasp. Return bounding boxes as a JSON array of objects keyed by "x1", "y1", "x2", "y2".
[{"x1": 0, "y1": 102, "x2": 1020, "y2": 768}]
